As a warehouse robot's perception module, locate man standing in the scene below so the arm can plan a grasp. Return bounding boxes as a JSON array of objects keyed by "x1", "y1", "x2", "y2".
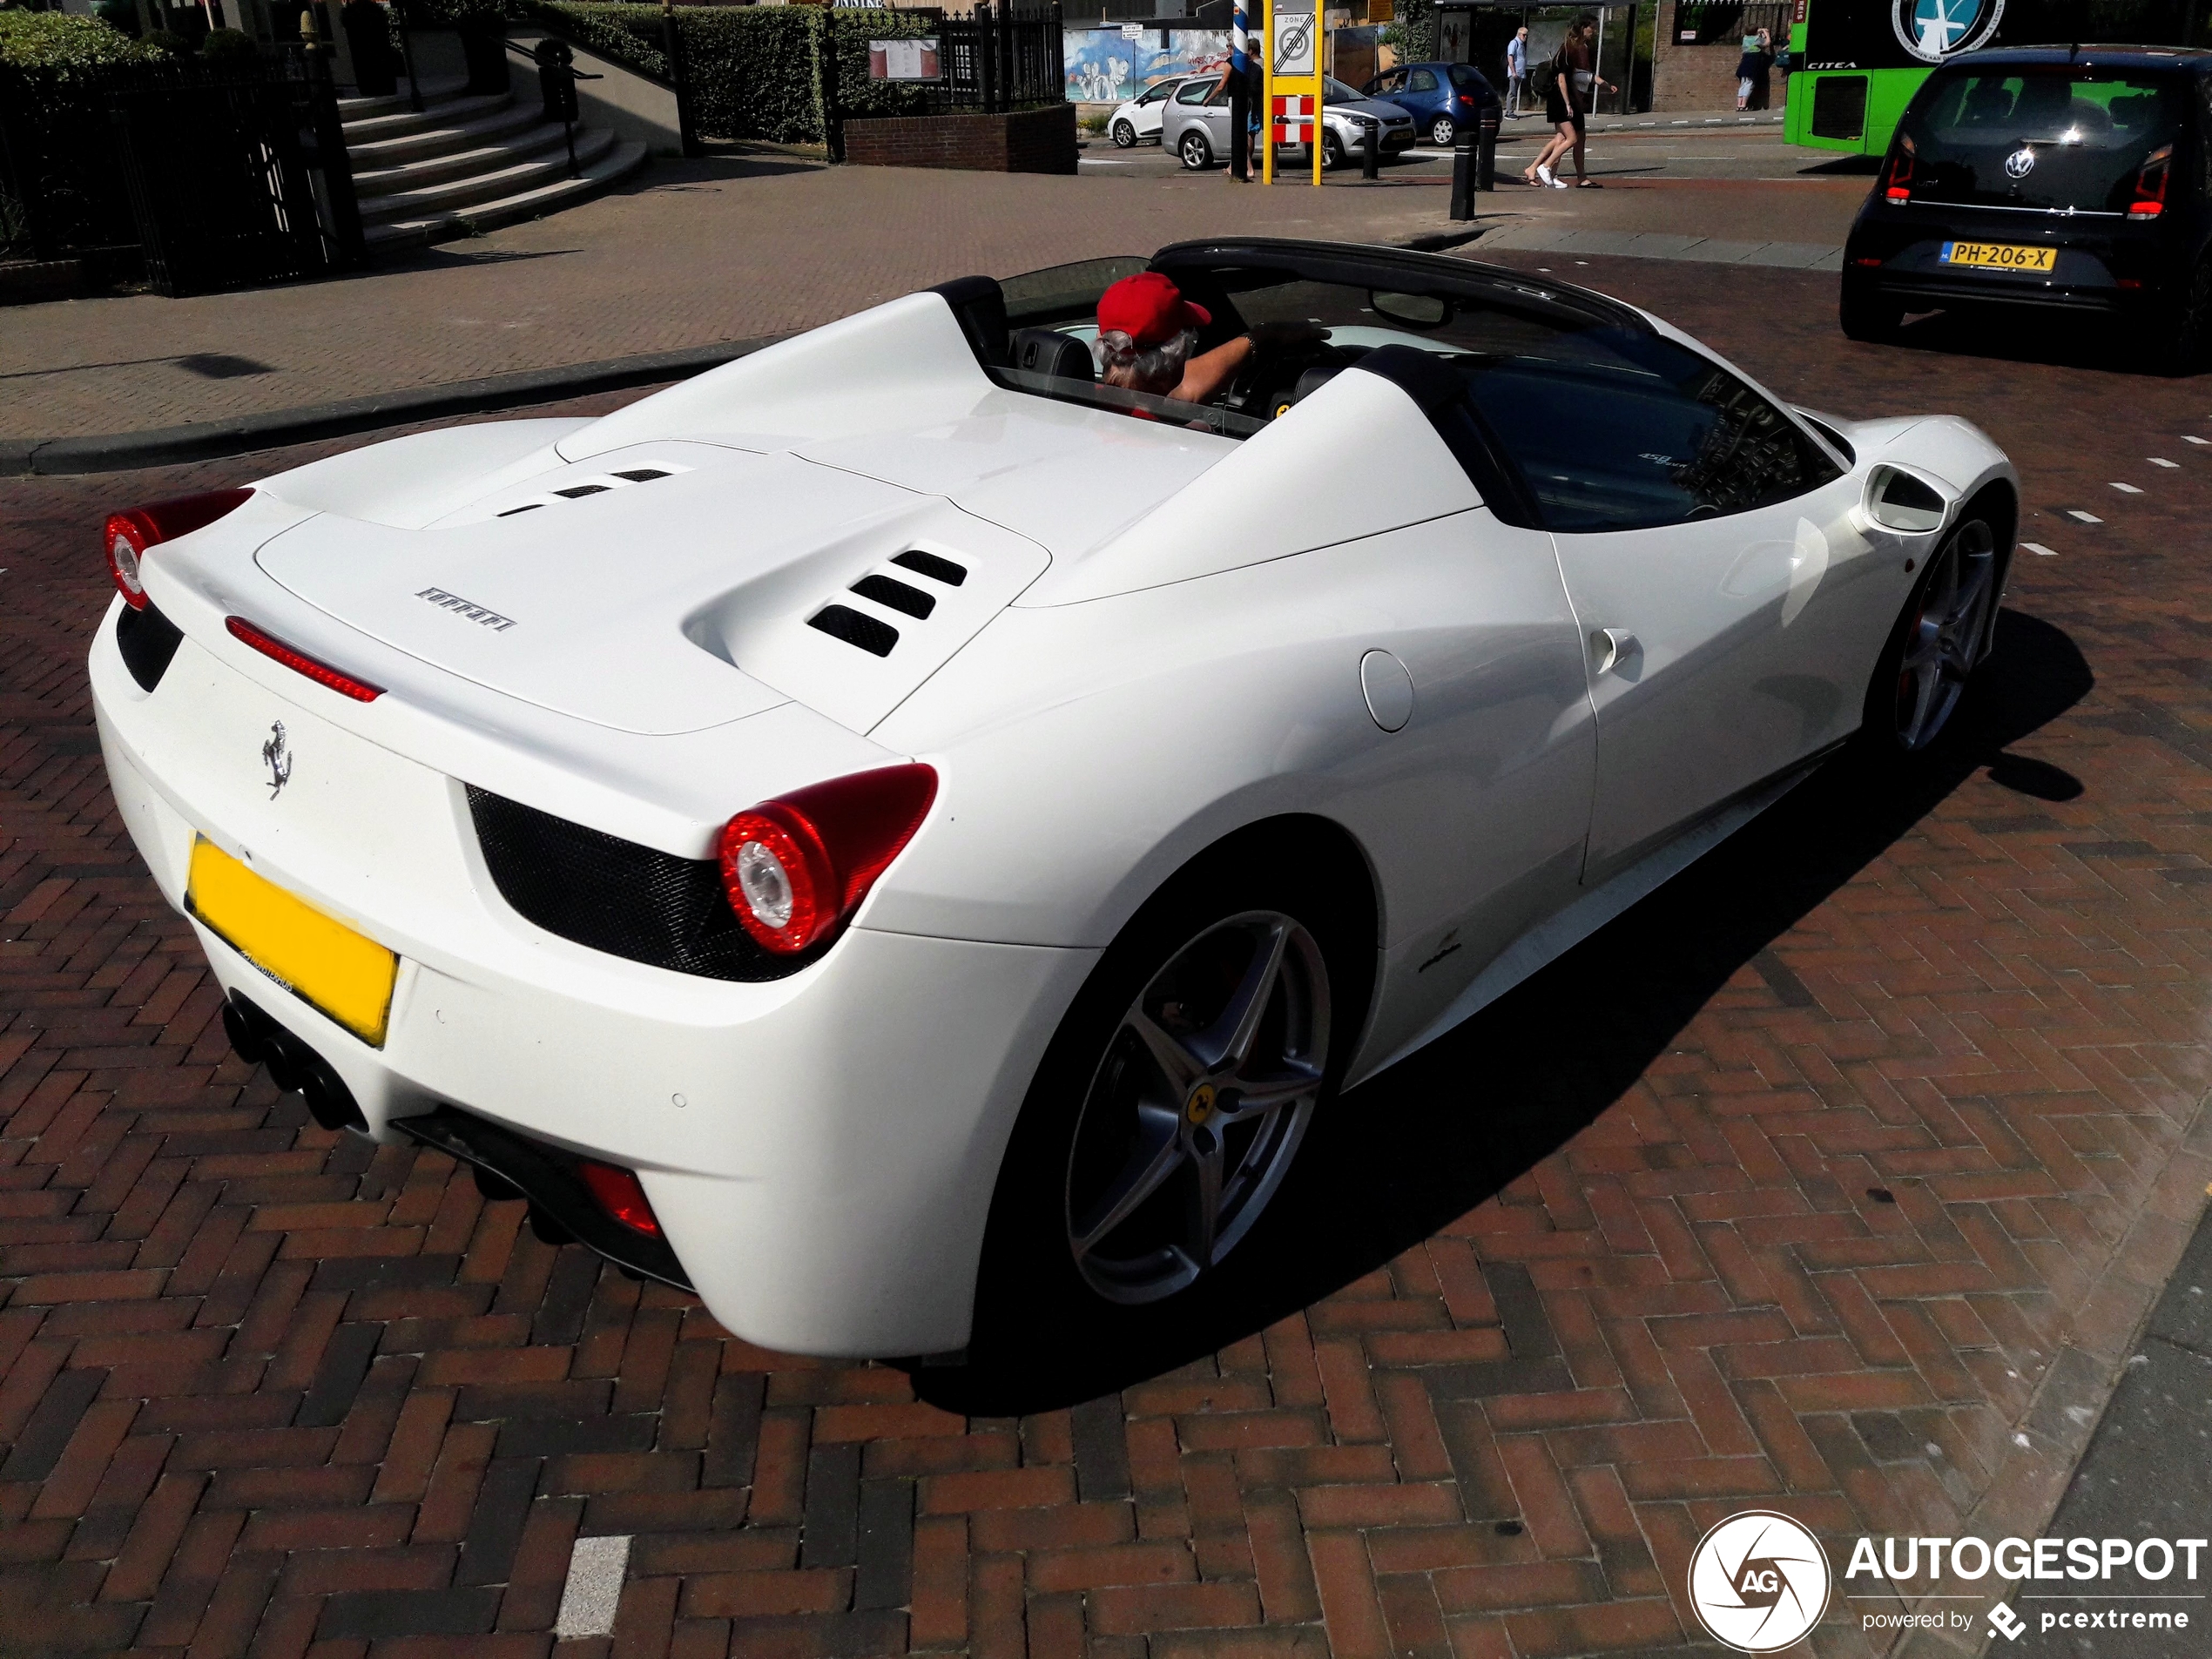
[{"x1": 1506, "y1": 25, "x2": 1528, "y2": 117}]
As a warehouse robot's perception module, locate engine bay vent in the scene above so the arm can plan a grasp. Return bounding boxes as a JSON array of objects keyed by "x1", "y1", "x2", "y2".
[
  {"x1": 806, "y1": 604, "x2": 899, "y2": 657},
  {"x1": 893, "y1": 550, "x2": 968, "y2": 586}
]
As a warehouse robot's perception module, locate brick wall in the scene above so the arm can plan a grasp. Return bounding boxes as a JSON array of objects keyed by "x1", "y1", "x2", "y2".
[
  {"x1": 1650, "y1": 0, "x2": 1789, "y2": 111},
  {"x1": 842, "y1": 105, "x2": 1078, "y2": 173}
]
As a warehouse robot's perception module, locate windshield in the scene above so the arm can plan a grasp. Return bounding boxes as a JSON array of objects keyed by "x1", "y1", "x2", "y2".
[
  {"x1": 1900, "y1": 67, "x2": 2185, "y2": 212},
  {"x1": 1324, "y1": 76, "x2": 1363, "y2": 103}
]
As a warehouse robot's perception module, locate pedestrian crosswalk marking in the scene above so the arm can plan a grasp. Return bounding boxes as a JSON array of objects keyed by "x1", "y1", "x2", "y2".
[
  {"x1": 2110, "y1": 482, "x2": 2144, "y2": 494},
  {"x1": 2021, "y1": 543, "x2": 2057, "y2": 556},
  {"x1": 2067, "y1": 510, "x2": 2103, "y2": 523},
  {"x1": 2150, "y1": 457, "x2": 2180, "y2": 468}
]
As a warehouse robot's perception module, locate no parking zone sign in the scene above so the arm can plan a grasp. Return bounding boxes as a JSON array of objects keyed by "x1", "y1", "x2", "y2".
[{"x1": 1264, "y1": 0, "x2": 1321, "y2": 185}]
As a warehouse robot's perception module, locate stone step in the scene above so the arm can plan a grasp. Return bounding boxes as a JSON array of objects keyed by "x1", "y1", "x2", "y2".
[
  {"x1": 335, "y1": 76, "x2": 469, "y2": 120},
  {"x1": 365, "y1": 137, "x2": 648, "y2": 252},
  {"x1": 343, "y1": 88, "x2": 513, "y2": 143},
  {"x1": 356, "y1": 125, "x2": 619, "y2": 224},
  {"x1": 353, "y1": 119, "x2": 573, "y2": 194},
  {"x1": 346, "y1": 98, "x2": 547, "y2": 170}
]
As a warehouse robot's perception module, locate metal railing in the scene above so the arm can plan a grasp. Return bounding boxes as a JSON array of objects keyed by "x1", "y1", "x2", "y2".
[{"x1": 0, "y1": 54, "x2": 361, "y2": 294}]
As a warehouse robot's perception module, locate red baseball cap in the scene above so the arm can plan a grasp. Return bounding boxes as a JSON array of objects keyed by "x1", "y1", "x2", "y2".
[{"x1": 1097, "y1": 272, "x2": 1211, "y2": 348}]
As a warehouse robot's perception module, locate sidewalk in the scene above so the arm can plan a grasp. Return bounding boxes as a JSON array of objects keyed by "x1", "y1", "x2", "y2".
[{"x1": 3, "y1": 149, "x2": 1860, "y2": 451}]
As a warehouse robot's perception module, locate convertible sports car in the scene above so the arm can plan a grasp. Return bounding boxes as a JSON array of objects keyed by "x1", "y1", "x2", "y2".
[{"x1": 90, "y1": 239, "x2": 2015, "y2": 1359}]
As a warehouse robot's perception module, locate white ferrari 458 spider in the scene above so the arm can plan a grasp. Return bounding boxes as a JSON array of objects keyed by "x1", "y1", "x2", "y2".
[{"x1": 91, "y1": 240, "x2": 2015, "y2": 1359}]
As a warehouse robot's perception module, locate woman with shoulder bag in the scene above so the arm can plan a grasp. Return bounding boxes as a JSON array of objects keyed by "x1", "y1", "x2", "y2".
[{"x1": 1524, "y1": 15, "x2": 1611, "y2": 188}]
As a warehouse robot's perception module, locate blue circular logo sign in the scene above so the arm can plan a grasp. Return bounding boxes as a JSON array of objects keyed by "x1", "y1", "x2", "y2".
[{"x1": 1892, "y1": 0, "x2": 2006, "y2": 64}]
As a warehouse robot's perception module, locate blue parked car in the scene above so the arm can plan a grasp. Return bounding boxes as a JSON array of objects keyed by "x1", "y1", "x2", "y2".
[{"x1": 1361, "y1": 61, "x2": 1500, "y2": 148}]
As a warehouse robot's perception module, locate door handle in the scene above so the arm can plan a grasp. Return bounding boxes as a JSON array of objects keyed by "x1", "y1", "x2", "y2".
[{"x1": 1590, "y1": 629, "x2": 1638, "y2": 676}]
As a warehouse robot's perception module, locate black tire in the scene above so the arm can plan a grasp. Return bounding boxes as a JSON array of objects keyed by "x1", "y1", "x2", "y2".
[
  {"x1": 970, "y1": 848, "x2": 1369, "y2": 1355},
  {"x1": 1429, "y1": 114, "x2": 1456, "y2": 147},
  {"x1": 1179, "y1": 128, "x2": 1212, "y2": 170},
  {"x1": 1111, "y1": 118, "x2": 1137, "y2": 149},
  {"x1": 1323, "y1": 132, "x2": 1346, "y2": 172},
  {"x1": 1839, "y1": 281, "x2": 1904, "y2": 343},
  {"x1": 1860, "y1": 511, "x2": 2000, "y2": 758},
  {"x1": 2164, "y1": 258, "x2": 2212, "y2": 374}
]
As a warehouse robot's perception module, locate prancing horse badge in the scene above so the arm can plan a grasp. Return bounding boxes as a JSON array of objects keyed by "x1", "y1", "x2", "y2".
[{"x1": 262, "y1": 721, "x2": 293, "y2": 798}]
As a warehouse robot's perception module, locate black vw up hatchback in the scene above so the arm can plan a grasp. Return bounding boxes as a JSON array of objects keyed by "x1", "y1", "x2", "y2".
[{"x1": 1839, "y1": 46, "x2": 2212, "y2": 365}]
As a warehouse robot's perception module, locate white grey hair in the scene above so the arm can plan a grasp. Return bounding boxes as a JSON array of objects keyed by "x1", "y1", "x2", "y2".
[{"x1": 1093, "y1": 327, "x2": 1197, "y2": 387}]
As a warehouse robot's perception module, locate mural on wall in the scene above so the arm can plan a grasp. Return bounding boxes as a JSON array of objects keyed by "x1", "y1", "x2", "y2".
[{"x1": 1064, "y1": 27, "x2": 1232, "y2": 103}]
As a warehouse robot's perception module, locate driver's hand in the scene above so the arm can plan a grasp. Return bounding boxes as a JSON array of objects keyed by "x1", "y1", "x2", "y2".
[{"x1": 1247, "y1": 320, "x2": 1331, "y2": 349}]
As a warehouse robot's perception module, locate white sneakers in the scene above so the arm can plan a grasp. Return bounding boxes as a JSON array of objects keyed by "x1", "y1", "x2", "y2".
[{"x1": 1536, "y1": 163, "x2": 1568, "y2": 188}]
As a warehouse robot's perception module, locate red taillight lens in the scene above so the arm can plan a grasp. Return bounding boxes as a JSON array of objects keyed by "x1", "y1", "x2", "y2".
[
  {"x1": 578, "y1": 1161, "x2": 660, "y2": 1237},
  {"x1": 2130, "y1": 144, "x2": 2172, "y2": 219},
  {"x1": 1457, "y1": 93, "x2": 1473, "y2": 106},
  {"x1": 103, "y1": 487, "x2": 252, "y2": 610},
  {"x1": 1883, "y1": 144, "x2": 1914, "y2": 202},
  {"x1": 718, "y1": 763, "x2": 938, "y2": 955},
  {"x1": 225, "y1": 616, "x2": 386, "y2": 702}
]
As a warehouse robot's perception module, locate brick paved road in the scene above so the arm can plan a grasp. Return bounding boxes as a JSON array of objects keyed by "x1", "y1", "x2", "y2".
[
  {"x1": 4, "y1": 265, "x2": 2212, "y2": 1659},
  {"x1": 0, "y1": 159, "x2": 1865, "y2": 445}
]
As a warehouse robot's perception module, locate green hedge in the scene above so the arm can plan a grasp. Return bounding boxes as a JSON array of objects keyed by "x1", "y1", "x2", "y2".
[
  {"x1": 520, "y1": 1, "x2": 938, "y2": 143},
  {"x1": 0, "y1": 10, "x2": 165, "y2": 75}
]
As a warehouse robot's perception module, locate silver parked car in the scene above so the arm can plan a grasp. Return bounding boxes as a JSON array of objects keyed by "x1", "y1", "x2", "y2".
[{"x1": 1163, "y1": 73, "x2": 1417, "y2": 172}]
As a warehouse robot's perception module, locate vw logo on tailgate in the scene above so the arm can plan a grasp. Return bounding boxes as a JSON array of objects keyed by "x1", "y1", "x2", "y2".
[{"x1": 2005, "y1": 145, "x2": 2036, "y2": 179}]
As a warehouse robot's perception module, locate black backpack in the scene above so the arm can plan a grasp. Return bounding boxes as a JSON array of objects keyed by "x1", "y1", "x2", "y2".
[{"x1": 1527, "y1": 48, "x2": 1561, "y2": 99}]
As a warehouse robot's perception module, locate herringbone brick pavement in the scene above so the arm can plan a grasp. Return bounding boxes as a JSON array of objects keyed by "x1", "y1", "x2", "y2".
[{"x1": 3, "y1": 260, "x2": 2211, "y2": 1659}]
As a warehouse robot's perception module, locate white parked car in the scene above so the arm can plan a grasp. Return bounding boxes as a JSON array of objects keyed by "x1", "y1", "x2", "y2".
[
  {"x1": 1107, "y1": 76, "x2": 1182, "y2": 147},
  {"x1": 91, "y1": 240, "x2": 2015, "y2": 1360}
]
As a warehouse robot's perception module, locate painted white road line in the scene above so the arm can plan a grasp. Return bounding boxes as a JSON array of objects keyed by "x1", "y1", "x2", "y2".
[
  {"x1": 2021, "y1": 542, "x2": 2058, "y2": 556},
  {"x1": 554, "y1": 1534, "x2": 631, "y2": 1639},
  {"x1": 2067, "y1": 510, "x2": 2104, "y2": 523},
  {"x1": 2187, "y1": 435, "x2": 2210, "y2": 445},
  {"x1": 2110, "y1": 482, "x2": 2144, "y2": 494},
  {"x1": 2149, "y1": 457, "x2": 2180, "y2": 468}
]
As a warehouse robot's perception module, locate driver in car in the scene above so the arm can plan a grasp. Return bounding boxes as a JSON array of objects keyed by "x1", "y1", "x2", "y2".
[{"x1": 1092, "y1": 273, "x2": 1322, "y2": 413}]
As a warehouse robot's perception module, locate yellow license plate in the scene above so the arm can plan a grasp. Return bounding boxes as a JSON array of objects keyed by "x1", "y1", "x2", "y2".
[
  {"x1": 1940, "y1": 240, "x2": 2055, "y2": 273},
  {"x1": 185, "y1": 837, "x2": 396, "y2": 1048}
]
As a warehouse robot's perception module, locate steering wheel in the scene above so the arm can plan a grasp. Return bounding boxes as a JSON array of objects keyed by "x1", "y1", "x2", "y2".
[{"x1": 1228, "y1": 332, "x2": 1349, "y2": 420}]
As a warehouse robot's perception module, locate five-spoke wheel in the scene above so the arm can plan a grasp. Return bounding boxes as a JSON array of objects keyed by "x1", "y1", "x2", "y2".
[
  {"x1": 1880, "y1": 516, "x2": 1998, "y2": 752},
  {"x1": 1064, "y1": 911, "x2": 1330, "y2": 1304}
]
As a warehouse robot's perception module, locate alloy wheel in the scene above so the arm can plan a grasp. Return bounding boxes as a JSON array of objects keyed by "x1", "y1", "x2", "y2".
[
  {"x1": 1431, "y1": 116, "x2": 1455, "y2": 147},
  {"x1": 1180, "y1": 132, "x2": 1211, "y2": 169},
  {"x1": 1063, "y1": 911, "x2": 1330, "y2": 1305},
  {"x1": 1892, "y1": 519, "x2": 1996, "y2": 751},
  {"x1": 1112, "y1": 119, "x2": 1136, "y2": 148}
]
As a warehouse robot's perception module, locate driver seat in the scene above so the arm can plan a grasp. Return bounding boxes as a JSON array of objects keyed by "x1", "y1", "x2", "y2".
[{"x1": 1008, "y1": 327, "x2": 1095, "y2": 382}]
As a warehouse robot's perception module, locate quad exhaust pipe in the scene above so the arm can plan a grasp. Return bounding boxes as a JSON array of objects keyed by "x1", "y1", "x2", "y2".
[{"x1": 220, "y1": 992, "x2": 368, "y2": 1133}]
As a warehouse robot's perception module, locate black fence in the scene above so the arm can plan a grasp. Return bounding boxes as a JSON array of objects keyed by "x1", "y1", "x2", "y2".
[
  {"x1": 0, "y1": 56, "x2": 362, "y2": 296},
  {"x1": 907, "y1": 3, "x2": 1066, "y2": 115}
]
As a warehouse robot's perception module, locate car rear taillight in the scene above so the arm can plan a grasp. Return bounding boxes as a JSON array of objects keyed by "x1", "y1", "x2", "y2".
[
  {"x1": 718, "y1": 764, "x2": 938, "y2": 954},
  {"x1": 2130, "y1": 144, "x2": 2173, "y2": 219},
  {"x1": 578, "y1": 1162, "x2": 660, "y2": 1236},
  {"x1": 225, "y1": 616, "x2": 386, "y2": 702},
  {"x1": 1457, "y1": 92, "x2": 1473, "y2": 106},
  {"x1": 1883, "y1": 133, "x2": 1915, "y2": 202},
  {"x1": 103, "y1": 487, "x2": 252, "y2": 610}
]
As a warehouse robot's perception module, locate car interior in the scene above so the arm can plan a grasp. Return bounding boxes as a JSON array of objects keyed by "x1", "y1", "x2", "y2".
[{"x1": 934, "y1": 246, "x2": 1846, "y2": 533}]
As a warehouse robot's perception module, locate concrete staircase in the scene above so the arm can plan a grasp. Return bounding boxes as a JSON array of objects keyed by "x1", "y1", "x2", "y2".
[{"x1": 341, "y1": 77, "x2": 647, "y2": 253}]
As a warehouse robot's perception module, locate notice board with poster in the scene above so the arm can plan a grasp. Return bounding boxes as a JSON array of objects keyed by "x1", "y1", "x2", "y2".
[{"x1": 869, "y1": 37, "x2": 942, "y2": 80}]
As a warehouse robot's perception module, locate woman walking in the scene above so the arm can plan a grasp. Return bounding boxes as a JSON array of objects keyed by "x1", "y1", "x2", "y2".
[{"x1": 1524, "y1": 16, "x2": 1612, "y2": 188}]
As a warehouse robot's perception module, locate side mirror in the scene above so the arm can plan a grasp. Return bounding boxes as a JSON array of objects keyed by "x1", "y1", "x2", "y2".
[{"x1": 1865, "y1": 464, "x2": 1947, "y2": 534}]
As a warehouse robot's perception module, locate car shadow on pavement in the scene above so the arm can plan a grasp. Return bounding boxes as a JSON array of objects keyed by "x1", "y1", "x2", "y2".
[
  {"x1": 921, "y1": 608, "x2": 2094, "y2": 1414},
  {"x1": 1890, "y1": 308, "x2": 2178, "y2": 376}
]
